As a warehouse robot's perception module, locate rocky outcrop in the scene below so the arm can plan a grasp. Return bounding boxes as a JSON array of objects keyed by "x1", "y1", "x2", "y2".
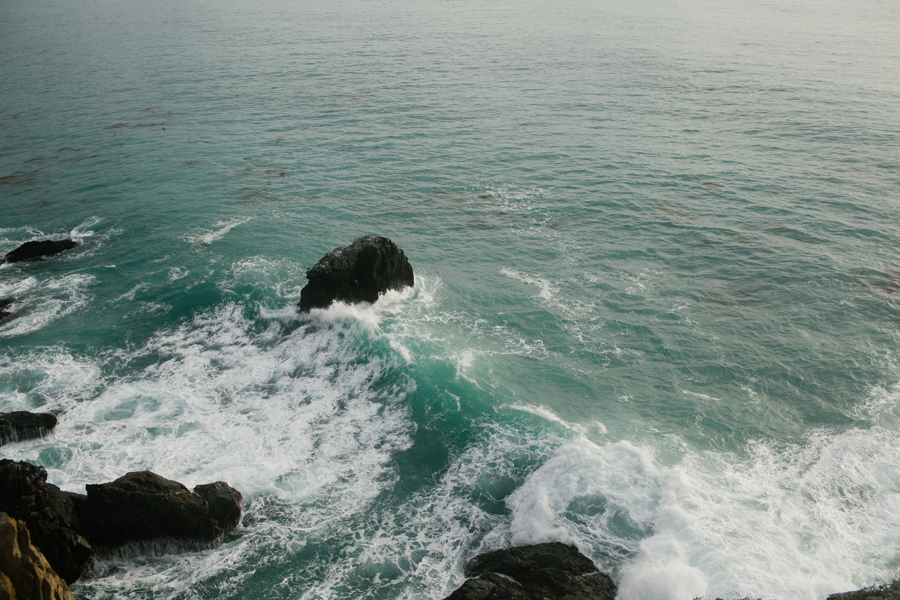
[
  {"x1": 444, "y1": 542, "x2": 617, "y2": 600},
  {"x1": 828, "y1": 581, "x2": 900, "y2": 599},
  {"x1": 0, "y1": 461, "x2": 243, "y2": 584},
  {"x1": 0, "y1": 512, "x2": 75, "y2": 600},
  {"x1": 299, "y1": 235, "x2": 414, "y2": 312},
  {"x1": 2, "y1": 239, "x2": 77, "y2": 264},
  {"x1": 194, "y1": 482, "x2": 243, "y2": 533},
  {"x1": 0, "y1": 299, "x2": 13, "y2": 321},
  {"x1": 0, "y1": 460, "x2": 91, "y2": 585},
  {"x1": 0, "y1": 512, "x2": 74, "y2": 600},
  {"x1": 73, "y1": 471, "x2": 242, "y2": 549},
  {"x1": 0, "y1": 411, "x2": 58, "y2": 446}
]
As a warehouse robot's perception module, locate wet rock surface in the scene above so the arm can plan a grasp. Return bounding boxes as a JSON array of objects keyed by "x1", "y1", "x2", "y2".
[
  {"x1": 73, "y1": 471, "x2": 243, "y2": 548},
  {"x1": 444, "y1": 542, "x2": 617, "y2": 600},
  {"x1": 299, "y1": 235, "x2": 414, "y2": 312},
  {"x1": 0, "y1": 460, "x2": 91, "y2": 584},
  {"x1": 0, "y1": 411, "x2": 58, "y2": 446},
  {"x1": 0, "y1": 512, "x2": 75, "y2": 600},
  {"x1": 194, "y1": 481, "x2": 243, "y2": 533},
  {"x1": 0, "y1": 299, "x2": 13, "y2": 321},
  {"x1": 828, "y1": 581, "x2": 900, "y2": 600},
  {"x1": 0, "y1": 461, "x2": 243, "y2": 584},
  {"x1": 3, "y1": 239, "x2": 77, "y2": 264}
]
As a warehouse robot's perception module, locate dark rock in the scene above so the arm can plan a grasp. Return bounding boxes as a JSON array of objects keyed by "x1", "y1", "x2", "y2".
[
  {"x1": 194, "y1": 481, "x2": 243, "y2": 532},
  {"x1": 74, "y1": 471, "x2": 242, "y2": 548},
  {"x1": 0, "y1": 460, "x2": 92, "y2": 585},
  {"x1": 299, "y1": 235, "x2": 414, "y2": 312},
  {"x1": 0, "y1": 411, "x2": 57, "y2": 445},
  {"x1": 3, "y1": 239, "x2": 77, "y2": 264},
  {"x1": 444, "y1": 542, "x2": 616, "y2": 600},
  {"x1": 0, "y1": 462, "x2": 243, "y2": 584},
  {"x1": 827, "y1": 581, "x2": 900, "y2": 599},
  {"x1": 0, "y1": 299, "x2": 13, "y2": 321}
]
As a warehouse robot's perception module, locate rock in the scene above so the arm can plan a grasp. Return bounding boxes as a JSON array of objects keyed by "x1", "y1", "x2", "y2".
[
  {"x1": 194, "y1": 482, "x2": 243, "y2": 532},
  {"x1": 0, "y1": 299, "x2": 13, "y2": 321},
  {"x1": 73, "y1": 471, "x2": 242, "y2": 549},
  {"x1": 0, "y1": 512, "x2": 75, "y2": 600},
  {"x1": 0, "y1": 460, "x2": 92, "y2": 585},
  {"x1": 299, "y1": 235, "x2": 414, "y2": 312},
  {"x1": 443, "y1": 542, "x2": 617, "y2": 600},
  {"x1": 827, "y1": 581, "x2": 900, "y2": 599},
  {"x1": 0, "y1": 411, "x2": 58, "y2": 446},
  {"x1": 3, "y1": 239, "x2": 77, "y2": 264}
]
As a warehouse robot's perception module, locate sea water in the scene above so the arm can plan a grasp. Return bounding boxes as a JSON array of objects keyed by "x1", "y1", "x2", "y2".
[{"x1": 1, "y1": 0, "x2": 899, "y2": 598}]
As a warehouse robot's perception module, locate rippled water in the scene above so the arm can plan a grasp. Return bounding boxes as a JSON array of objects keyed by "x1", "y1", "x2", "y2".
[{"x1": 1, "y1": 0, "x2": 899, "y2": 598}]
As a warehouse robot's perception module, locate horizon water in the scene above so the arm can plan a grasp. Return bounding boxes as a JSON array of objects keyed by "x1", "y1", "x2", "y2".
[{"x1": 1, "y1": 0, "x2": 900, "y2": 598}]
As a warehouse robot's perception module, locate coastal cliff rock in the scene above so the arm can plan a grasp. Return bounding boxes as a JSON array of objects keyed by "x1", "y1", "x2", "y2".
[
  {"x1": 2, "y1": 239, "x2": 77, "y2": 264},
  {"x1": 443, "y1": 542, "x2": 617, "y2": 600},
  {"x1": 0, "y1": 411, "x2": 58, "y2": 446},
  {"x1": 73, "y1": 471, "x2": 243, "y2": 548},
  {"x1": 0, "y1": 460, "x2": 91, "y2": 585},
  {"x1": 0, "y1": 461, "x2": 243, "y2": 584},
  {"x1": 0, "y1": 512, "x2": 75, "y2": 600},
  {"x1": 828, "y1": 581, "x2": 900, "y2": 599},
  {"x1": 299, "y1": 235, "x2": 414, "y2": 312}
]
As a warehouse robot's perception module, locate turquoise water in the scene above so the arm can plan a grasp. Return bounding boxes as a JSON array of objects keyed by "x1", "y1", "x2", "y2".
[{"x1": 1, "y1": 0, "x2": 900, "y2": 598}]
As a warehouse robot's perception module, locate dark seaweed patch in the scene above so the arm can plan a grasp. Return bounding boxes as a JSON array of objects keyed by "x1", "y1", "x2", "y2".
[{"x1": 0, "y1": 171, "x2": 39, "y2": 186}]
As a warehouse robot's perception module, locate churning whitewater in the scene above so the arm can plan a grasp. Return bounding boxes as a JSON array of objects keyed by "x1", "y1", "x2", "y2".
[{"x1": 1, "y1": 0, "x2": 899, "y2": 598}]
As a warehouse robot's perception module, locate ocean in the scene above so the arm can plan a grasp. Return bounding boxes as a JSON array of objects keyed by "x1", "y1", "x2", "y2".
[{"x1": 1, "y1": 0, "x2": 899, "y2": 598}]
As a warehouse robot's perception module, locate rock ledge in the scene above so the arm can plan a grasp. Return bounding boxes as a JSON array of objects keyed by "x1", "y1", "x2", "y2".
[{"x1": 443, "y1": 542, "x2": 616, "y2": 600}]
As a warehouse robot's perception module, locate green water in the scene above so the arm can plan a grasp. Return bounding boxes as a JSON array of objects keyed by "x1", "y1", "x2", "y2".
[{"x1": 1, "y1": 0, "x2": 899, "y2": 598}]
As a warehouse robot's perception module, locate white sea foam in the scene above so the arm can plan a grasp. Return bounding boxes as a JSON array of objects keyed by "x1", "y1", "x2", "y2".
[
  {"x1": 502, "y1": 402, "x2": 607, "y2": 436},
  {"x1": 1, "y1": 300, "x2": 417, "y2": 598},
  {"x1": 71, "y1": 216, "x2": 103, "y2": 241},
  {"x1": 188, "y1": 217, "x2": 252, "y2": 245},
  {"x1": 496, "y1": 428, "x2": 900, "y2": 600},
  {"x1": 0, "y1": 273, "x2": 95, "y2": 338}
]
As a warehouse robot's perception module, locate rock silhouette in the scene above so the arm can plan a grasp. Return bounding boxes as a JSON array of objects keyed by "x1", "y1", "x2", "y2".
[
  {"x1": 0, "y1": 411, "x2": 57, "y2": 445},
  {"x1": 299, "y1": 235, "x2": 414, "y2": 312},
  {"x1": 3, "y1": 239, "x2": 77, "y2": 264},
  {"x1": 443, "y1": 542, "x2": 617, "y2": 600}
]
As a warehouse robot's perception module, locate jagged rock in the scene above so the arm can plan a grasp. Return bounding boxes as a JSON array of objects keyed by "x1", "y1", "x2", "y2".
[
  {"x1": 0, "y1": 411, "x2": 58, "y2": 446},
  {"x1": 194, "y1": 482, "x2": 243, "y2": 532},
  {"x1": 0, "y1": 512, "x2": 75, "y2": 600},
  {"x1": 0, "y1": 299, "x2": 13, "y2": 321},
  {"x1": 0, "y1": 462, "x2": 243, "y2": 584},
  {"x1": 828, "y1": 581, "x2": 900, "y2": 599},
  {"x1": 299, "y1": 235, "x2": 414, "y2": 312},
  {"x1": 444, "y1": 542, "x2": 617, "y2": 600},
  {"x1": 0, "y1": 460, "x2": 92, "y2": 585},
  {"x1": 3, "y1": 239, "x2": 77, "y2": 264},
  {"x1": 73, "y1": 471, "x2": 242, "y2": 548}
]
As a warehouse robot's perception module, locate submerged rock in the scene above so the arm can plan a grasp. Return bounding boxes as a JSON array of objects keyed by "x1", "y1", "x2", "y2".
[
  {"x1": 444, "y1": 542, "x2": 617, "y2": 600},
  {"x1": 0, "y1": 460, "x2": 92, "y2": 584},
  {"x1": 0, "y1": 512, "x2": 75, "y2": 600},
  {"x1": 0, "y1": 411, "x2": 58, "y2": 446},
  {"x1": 73, "y1": 471, "x2": 243, "y2": 548},
  {"x1": 3, "y1": 239, "x2": 77, "y2": 264},
  {"x1": 299, "y1": 235, "x2": 414, "y2": 312},
  {"x1": 0, "y1": 299, "x2": 13, "y2": 321}
]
